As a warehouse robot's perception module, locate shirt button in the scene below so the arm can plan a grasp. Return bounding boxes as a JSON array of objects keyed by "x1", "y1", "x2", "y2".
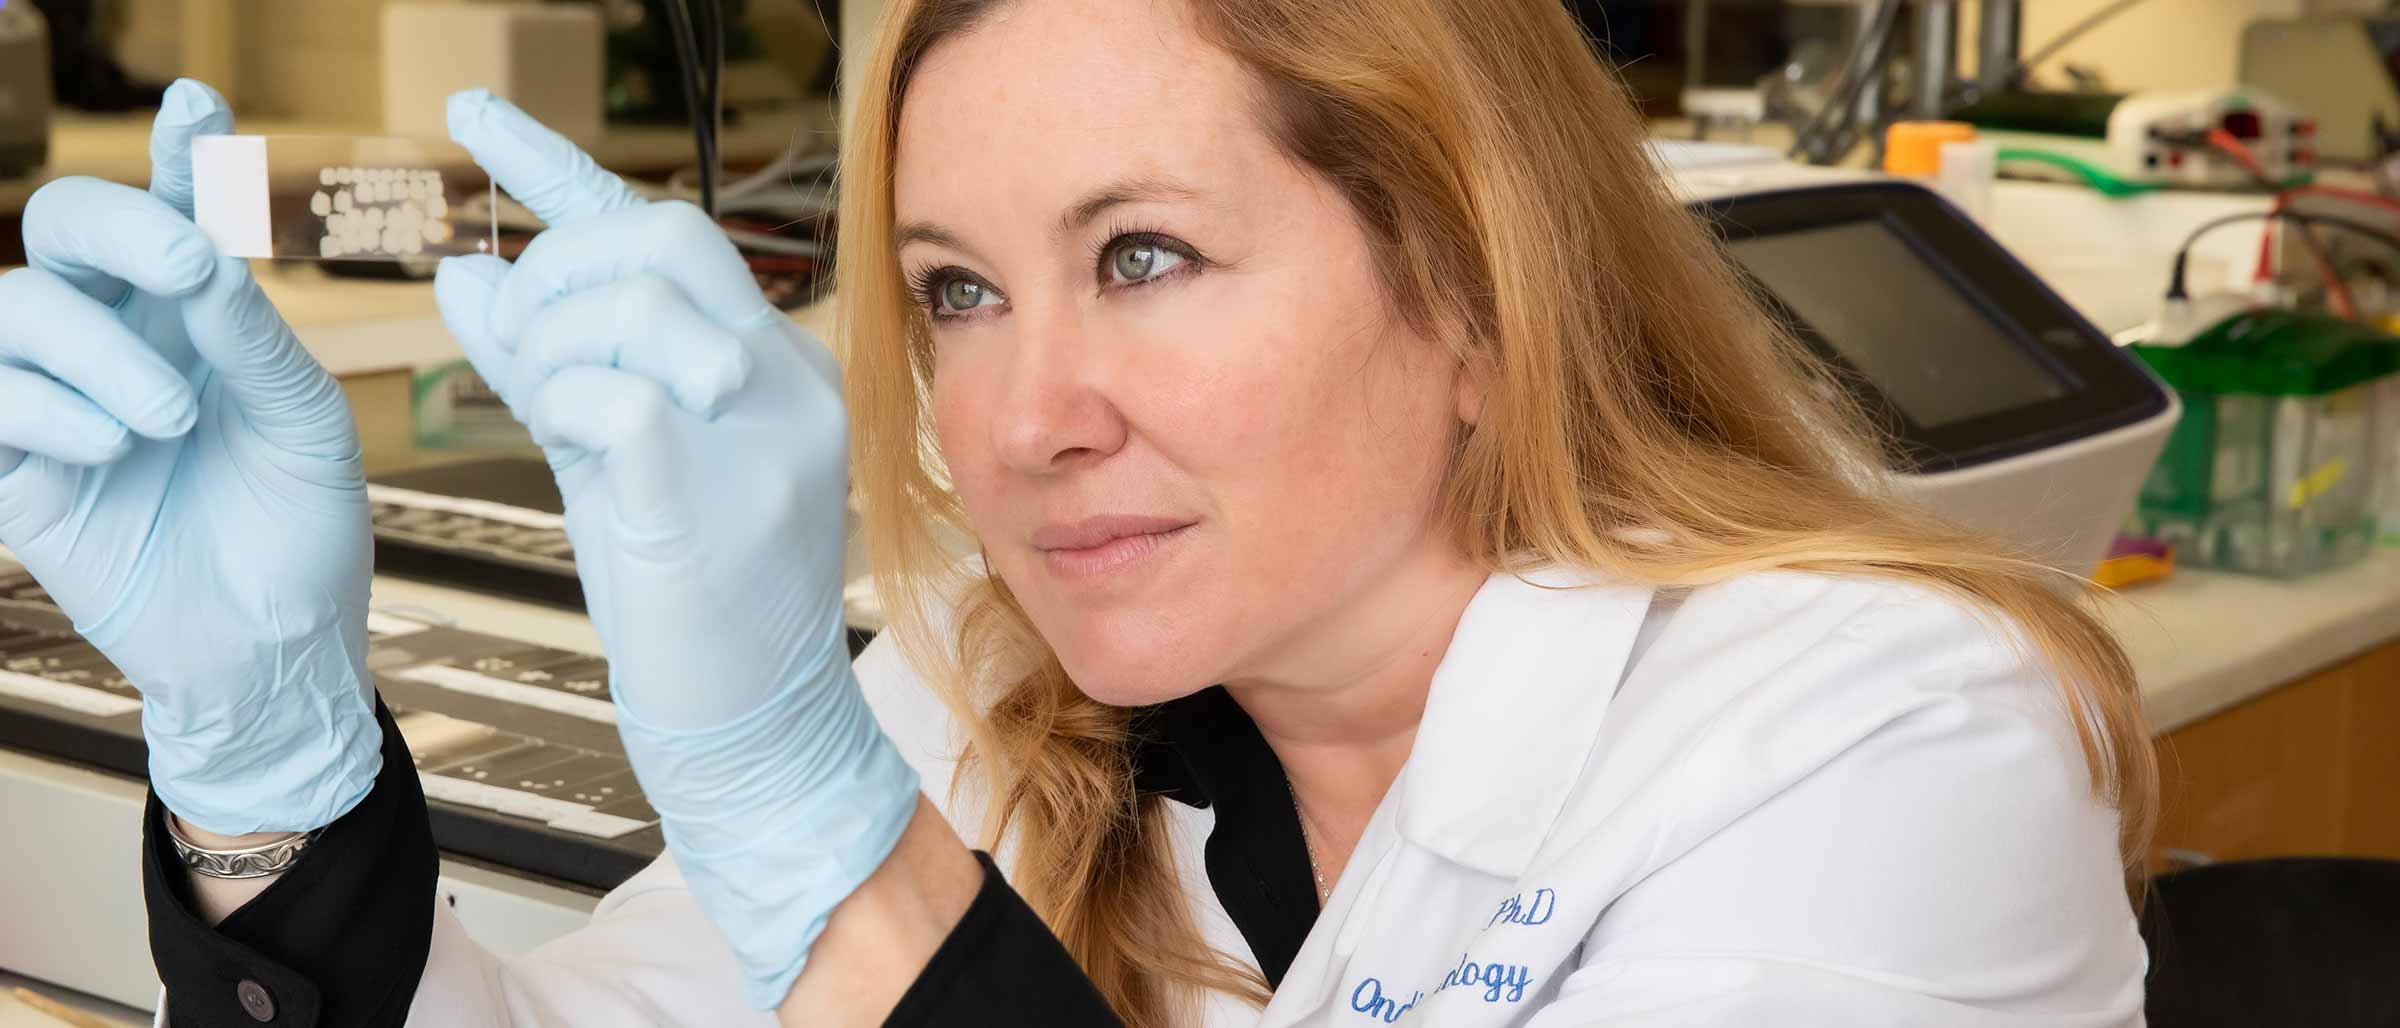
[{"x1": 236, "y1": 979, "x2": 276, "y2": 1022}]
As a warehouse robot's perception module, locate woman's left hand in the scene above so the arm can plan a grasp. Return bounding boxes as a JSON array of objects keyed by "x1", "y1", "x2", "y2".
[{"x1": 433, "y1": 90, "x2": 921, "y2": 1010}]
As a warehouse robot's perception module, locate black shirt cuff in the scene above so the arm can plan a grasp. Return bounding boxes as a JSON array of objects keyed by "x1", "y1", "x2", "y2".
[
  {"x1": 883, "y1": 851, "x2": 1125, "y2": 1028},
  {"x1": 143, "y1": 697, "x2": 438, "y2": 1028}
]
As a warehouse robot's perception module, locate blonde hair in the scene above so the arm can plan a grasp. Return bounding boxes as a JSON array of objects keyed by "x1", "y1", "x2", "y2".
[{"x1": 836, "y1": 1, "x2": 2158, "y2": 1025}]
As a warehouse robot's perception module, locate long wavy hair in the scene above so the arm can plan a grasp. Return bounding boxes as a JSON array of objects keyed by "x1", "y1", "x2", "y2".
[{"x1": 835, "y1": 1, "x2": 2158, "y2": 1025}]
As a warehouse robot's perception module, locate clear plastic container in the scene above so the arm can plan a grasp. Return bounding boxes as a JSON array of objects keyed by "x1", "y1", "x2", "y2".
[
  {"x1": 2376, "y1": 375, "x2": 2400, "y2": 546},
  {"x1": 2133, "y1": 310, "x2": 2396, "y2": 577}
]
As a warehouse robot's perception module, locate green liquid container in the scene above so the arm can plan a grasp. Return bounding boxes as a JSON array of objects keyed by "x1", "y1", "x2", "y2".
[{"x1": 2131, "y1": 310, "x2": 2400, "y2": 577}]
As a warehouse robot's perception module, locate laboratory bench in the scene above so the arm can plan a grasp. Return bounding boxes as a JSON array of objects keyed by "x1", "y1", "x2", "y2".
[{"x1": 2115, "y1": 549, "x2": 2400, "y2": 870}]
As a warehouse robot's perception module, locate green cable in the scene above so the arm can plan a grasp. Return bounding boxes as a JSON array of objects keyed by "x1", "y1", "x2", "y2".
[
  {"x1": 1995, "y1": 147, "x2": 2157, "y2": 197},
  {"x1": 1995, "y1": 147, "x2": 2319, "y2": 198}
]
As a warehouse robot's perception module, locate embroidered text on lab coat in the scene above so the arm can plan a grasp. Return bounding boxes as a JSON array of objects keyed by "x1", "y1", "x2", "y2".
[
  {"x1": 1437, "y1": 953, "x2": 1535, "y2": 1002},
  {"x1": 1351, "y1": 953, "x2": 1537, "y2": 1021},
  {"x1": 1485, "y1": 888, "x2": 1556, "y2": 928},
  {"x1": 1350, "y1": 979, "x2": 1422, "y2": 1022}
]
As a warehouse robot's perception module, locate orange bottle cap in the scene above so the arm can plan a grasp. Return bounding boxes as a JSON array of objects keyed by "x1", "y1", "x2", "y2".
[{"x1": 1883, "y1": 121, "x2": 1978, "y2": 177}]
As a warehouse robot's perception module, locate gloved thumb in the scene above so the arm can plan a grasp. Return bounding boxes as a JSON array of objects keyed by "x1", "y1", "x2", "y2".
[
  {"x1": 448, "y1": 89, "x2": 644, "y2": 228},
  {"x1": 434, "y1": 254, "x2": 534, "y2": 423},
  {"x1": 149, "y1": 79, "x2": 236, "y2": 218},
  {"x1": 179, "y1": 257, "x2": 358, "y2": 462}
]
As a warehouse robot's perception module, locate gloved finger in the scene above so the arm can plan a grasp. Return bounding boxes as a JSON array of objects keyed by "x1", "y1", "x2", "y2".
[
  {"x1": 447, "y1": 89, "x2": 644, "y2": 227},
  {"x1": 21, "y1": 177, "x2": 219, "y2": 308},
  {"x1": 523, "y1": 365, "x2": 684, "y2": 532},
  {"x1": 0, "y1": 365, "x2": 138, "y2": 465},
  {"x1": 149, "y1": 78, "x2": 237, "y2": 218},
  {"x1": 0, "y1": 269, "x2": 200, "y2": 439},
  {"x1": 433, "y1": 253, "x2": 534, "y2": 422},
  {"x1": 491, "y1": 201, "x2": 772, "y2": 345},
  {"x1": 513, "y1": 274, "x2": 753, "y2": 419},
  {"x1": 178, "y1": 257, "x2": 357, "y2": 461}
]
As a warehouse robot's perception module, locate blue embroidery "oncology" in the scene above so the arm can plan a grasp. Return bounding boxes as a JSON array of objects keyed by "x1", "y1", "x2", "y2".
[
  {"x1": 1436, "y1": 953, "x2": 1534, "y2": 1003},
  {"x1": 1350, "y1": 956, "x2": 1536, "y2": 1021},
  {"x1": 1350, "y1": 979, "x2": 1421, "y2": 1022}
]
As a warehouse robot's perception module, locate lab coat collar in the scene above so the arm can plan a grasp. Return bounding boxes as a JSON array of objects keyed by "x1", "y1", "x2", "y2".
[{"x1": 1394, "y1": 566, "x2": 1654, "y2": 877}]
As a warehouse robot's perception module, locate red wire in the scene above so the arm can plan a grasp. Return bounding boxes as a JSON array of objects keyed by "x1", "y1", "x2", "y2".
[
  {"x1": 2278, "y1": 183, "x2": 2400, "y2": 216},
  {"x1": 2208, "y1": 128, "x2": 2359, "y2": 319},
  {"x1": 2204, "y1": 127, "x2": 2271, "y2": 180}
]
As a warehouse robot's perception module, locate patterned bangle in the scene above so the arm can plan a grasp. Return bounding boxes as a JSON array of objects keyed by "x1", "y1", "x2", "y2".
[{"x1": 164, "y1": 818, "x2": 323, "y2": 880}]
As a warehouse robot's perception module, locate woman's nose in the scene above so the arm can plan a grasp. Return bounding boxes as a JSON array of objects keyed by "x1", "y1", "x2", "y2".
[{"x1": 990, "y1": 316, "x2": 1128, "y2": 476}]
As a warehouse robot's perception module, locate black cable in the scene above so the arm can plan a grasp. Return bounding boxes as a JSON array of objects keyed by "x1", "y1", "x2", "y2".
[
  {"x1": 661, "y1": 0, "x2": 716, "y2": 217},
  {"x1": 2159, "y1": 129, "x2": 2357, "y2": 311},
  {"x1": 2166, "y1": 209, "x2": 2400, "y2": 300},
  {"x1": 698, "y1": 0, "x2": 725, "y2": 218},
  {"x1": 1786, "y1": 0, "x2": 1904, "y2": 165},
  {"x1": 1786, "y1": 0, "x2": 1894, "y2": 161}
]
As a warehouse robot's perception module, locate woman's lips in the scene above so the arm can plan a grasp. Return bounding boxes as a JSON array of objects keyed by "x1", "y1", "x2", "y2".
[{"x1": 1034, "y1": 516, "x2": 1195, "y2": 581}]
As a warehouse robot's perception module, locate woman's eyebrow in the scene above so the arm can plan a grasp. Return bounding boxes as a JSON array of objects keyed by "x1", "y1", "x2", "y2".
[
  {"x1": 893, "y1": 175, "x2": 1202, "y2": 256},
  {"x1": 1056, "y1": 175, "x2": 1202, "y2": 238},
  {"x1": 896, "y1": 221, "x2": 966, "y2": 251}
]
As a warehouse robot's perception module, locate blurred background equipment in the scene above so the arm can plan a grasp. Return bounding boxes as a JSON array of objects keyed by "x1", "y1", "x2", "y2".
[
  {"x1": 0, "y1": 0, "x2": 52, "y2": 178},
  {"x1": 25, "y1": 0, "x2": 158, "y2": 112},
  {"x1": 1671, "y1": 0, "x2": 1865, "y2": 139},
  {"x1": 2242, "y1": 16, "x2": 2400, "y2": 169},
  {"x1": 382, "y1": 3, "x2": 607, "y2": 143},
  {"x1": 1962, "y1": 88, "x2": 2317, "y2": 192}
]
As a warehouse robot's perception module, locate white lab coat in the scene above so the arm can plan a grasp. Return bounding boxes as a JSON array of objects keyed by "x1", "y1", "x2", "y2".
[{"x1": 384, "y1": 566, "x2": 2150, "y2": 1026}]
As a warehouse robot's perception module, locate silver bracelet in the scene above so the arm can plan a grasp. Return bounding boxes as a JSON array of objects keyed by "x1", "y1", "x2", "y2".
[{"x1": 165, "y1": 818, "x2": 323, "y2": 880}]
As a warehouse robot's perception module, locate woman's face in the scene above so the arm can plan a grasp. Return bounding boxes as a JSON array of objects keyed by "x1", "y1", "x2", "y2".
[{"x1": 896, "y1": 0, "x2": 1476, "y2": 705}]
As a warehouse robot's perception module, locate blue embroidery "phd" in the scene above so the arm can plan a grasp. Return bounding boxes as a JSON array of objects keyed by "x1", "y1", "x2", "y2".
[{"x1": 1486, "y1": 888, "x2": 1557, "y2": 928}]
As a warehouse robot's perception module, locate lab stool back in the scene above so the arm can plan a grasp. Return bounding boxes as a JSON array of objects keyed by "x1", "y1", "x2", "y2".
[{"x1": 2140, "y1": 857, "x2": 2400, "y2": 1027}]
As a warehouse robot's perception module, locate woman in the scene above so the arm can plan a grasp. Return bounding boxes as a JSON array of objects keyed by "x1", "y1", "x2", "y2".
[{"x1": 0, "y1": 0, "x2": 2152, "y2": 1024}]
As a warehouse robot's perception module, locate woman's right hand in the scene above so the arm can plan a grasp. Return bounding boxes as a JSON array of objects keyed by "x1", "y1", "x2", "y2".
[{"x1": 0, "y1": 79, "x2": 381, "y2": 837}]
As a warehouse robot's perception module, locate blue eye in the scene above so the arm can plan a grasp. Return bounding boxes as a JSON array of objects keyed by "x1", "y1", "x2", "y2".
[
  {"x1": 910, "y1": 267, "x2": 1005, "y2": 319},
  {"x1": 1106, "y1": 238, "x2": 1187, "y2": 285},
  {"x1": 938, "y1": 276, "x2": 1001, "y2": 313}
]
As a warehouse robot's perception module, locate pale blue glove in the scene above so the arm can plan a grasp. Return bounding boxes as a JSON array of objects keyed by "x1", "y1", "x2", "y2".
[
  {"x1": 0, "y1": 79, "x2": 380, "y2": 835},
  {"x1": 434, "y1": 90, "x2": 919, "y2": 1009}
]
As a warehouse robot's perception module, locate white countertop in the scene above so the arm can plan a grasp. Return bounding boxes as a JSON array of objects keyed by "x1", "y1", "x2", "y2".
[{"x1": 2111, "y1": 547, "x2": 2400, "y2": 733}]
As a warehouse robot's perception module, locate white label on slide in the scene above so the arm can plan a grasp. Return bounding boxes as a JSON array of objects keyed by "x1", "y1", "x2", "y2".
[
  {"x1": 192, "y1": 135, "x2": 275, "y2": 259},
  {"x1": 0, "y1": 670, "x2": 143, "y2": 717}
]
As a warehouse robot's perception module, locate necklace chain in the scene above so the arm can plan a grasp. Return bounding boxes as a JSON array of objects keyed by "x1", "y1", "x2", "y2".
[{"x1": 1287, "y1": 780, "x2": 1330, "y2": 902}]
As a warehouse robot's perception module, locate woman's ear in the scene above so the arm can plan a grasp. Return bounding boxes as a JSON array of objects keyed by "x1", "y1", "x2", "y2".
[{"x1": 1453, "y1": 356, "x2": 1488, "y2": 427}]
